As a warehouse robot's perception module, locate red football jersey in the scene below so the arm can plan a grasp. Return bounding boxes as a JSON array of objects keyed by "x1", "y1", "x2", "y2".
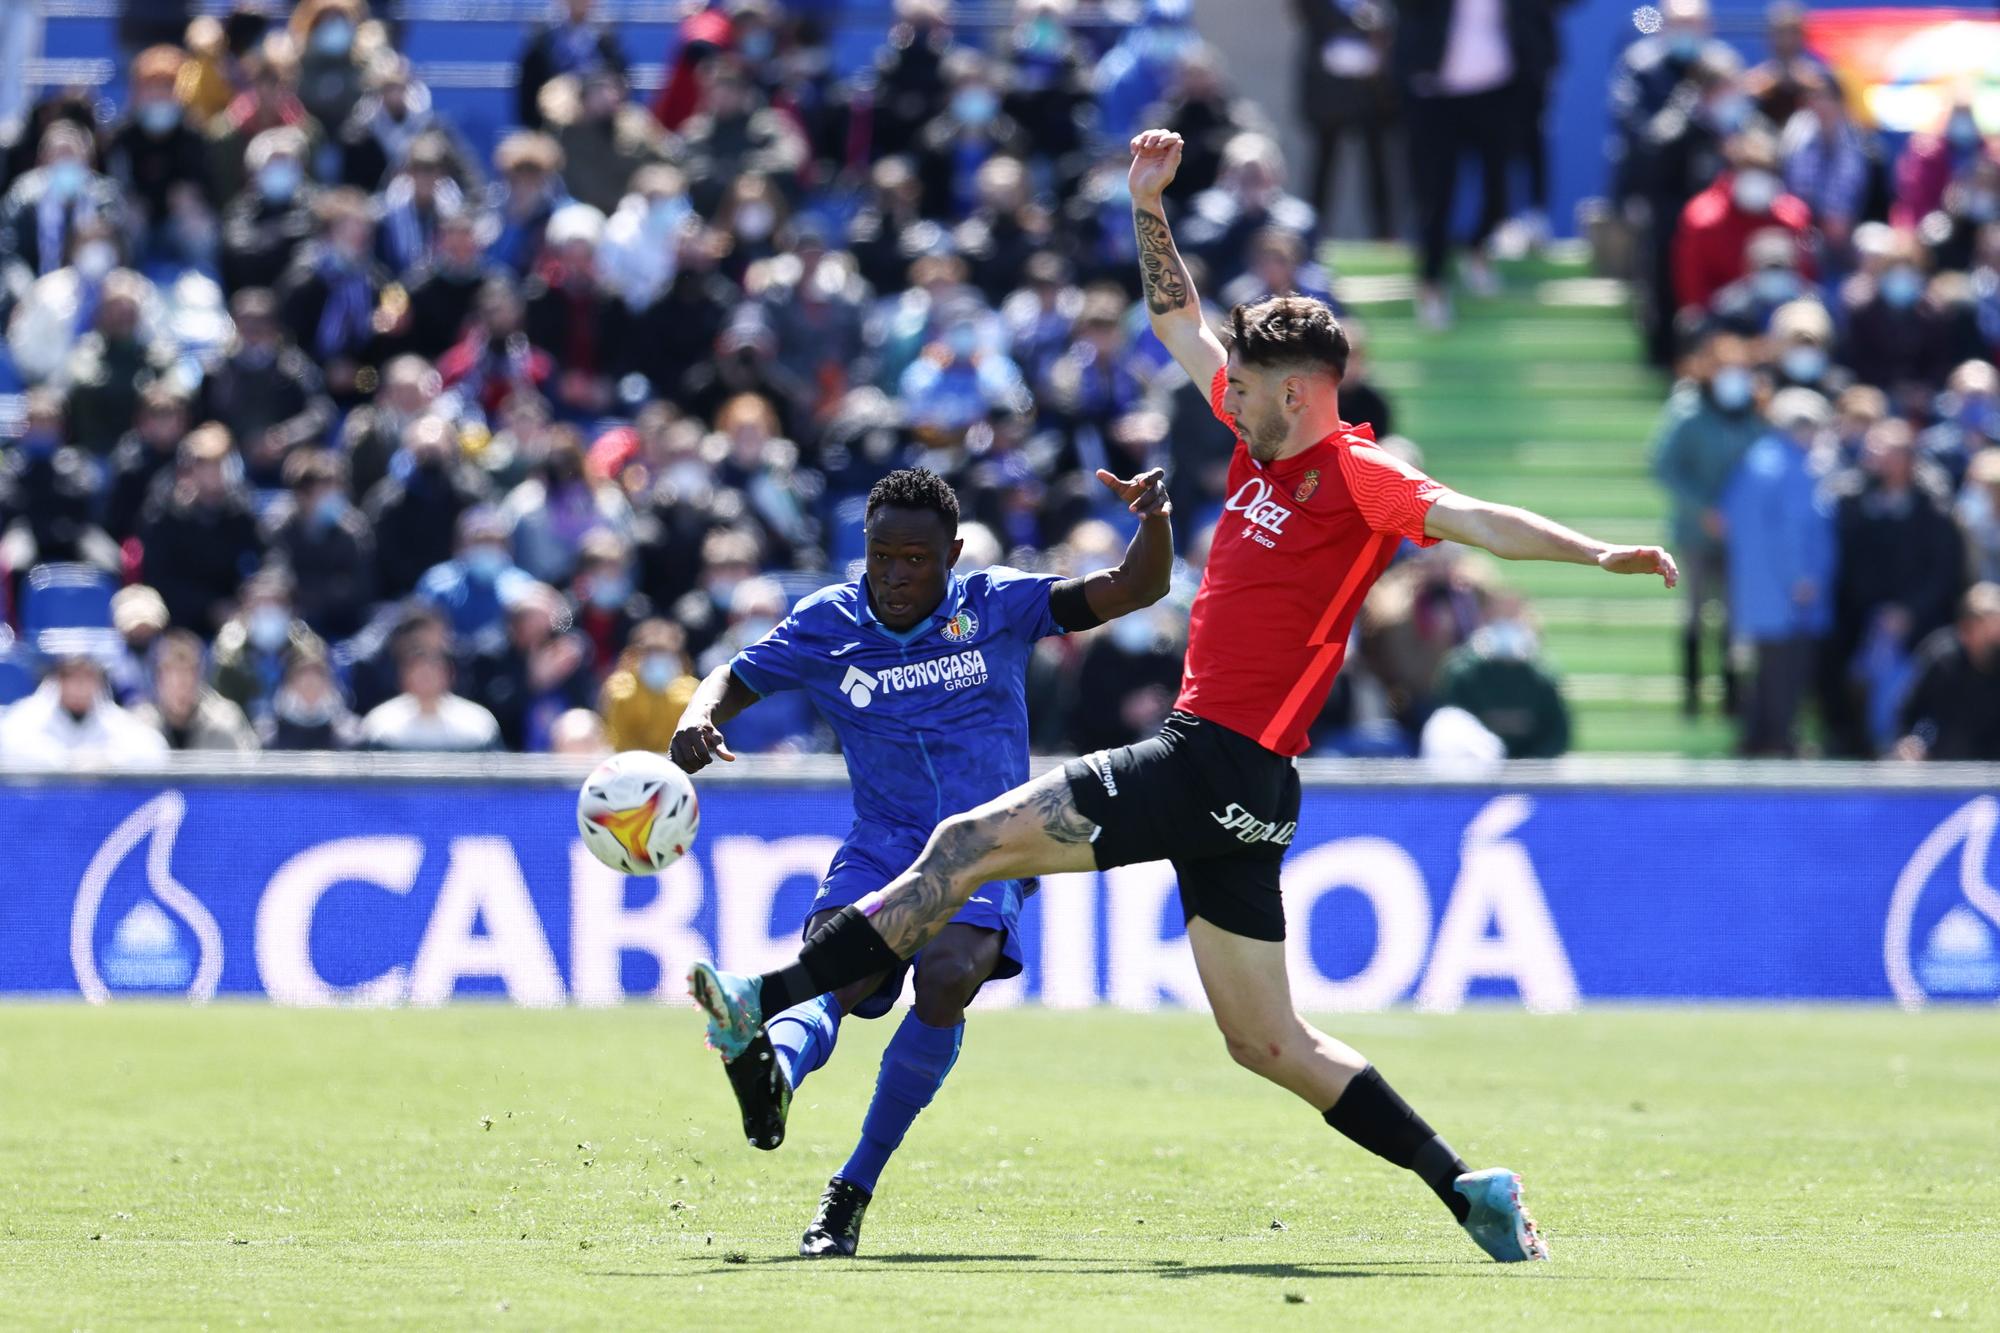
[{"x1": 1175, "y1": 367, "x2": 1452, "y2": 755}]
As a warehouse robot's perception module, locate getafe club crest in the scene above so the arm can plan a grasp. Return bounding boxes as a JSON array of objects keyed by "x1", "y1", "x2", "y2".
[
  {"x1": 941, "y1": 609, "x2": 978, "y2": 642},
  {"x1": 1294, "y1": 469, "x2": 1320, "y2": 503}
]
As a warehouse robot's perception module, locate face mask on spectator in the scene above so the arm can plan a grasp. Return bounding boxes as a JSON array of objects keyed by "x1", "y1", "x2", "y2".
[
  {"x1": 1667, "y1": 29, "x2": 1701, "y2": 61},
  {"x1": 740, "y1": 29, "x2": 775, "y2": 61},
  {"x1": 259, "y1": 160, "x2": 302, "y2": 203},
  {"x1": 1708, "y1": 93, "x2": 1751, "y2": 133},
  {"x1": 238, "y1": 341, "x2": 277, "y2": 369},
  {"x1": 1731, "y1": 170, "x2": 1780, "y2": 214},
  {"x1": 1781, "y1": 345, "x2": 1827, "y2": 383},
  {"x1": 248, "y1": 606, "x2": 290, "y2": 653},
  {"x1": 74, "y1": 240, "x2": 117, "y2": 282},
  {"x1": 313, "y1": 492, "x2": 349, "y2": 528},
  {"x1": 1967, "y1": 189, "x2": 2000, "y2": 223},
  {"x1": 1880, "y1": 266, "x2": 1924, "y2": 308},
  {"x1": 276, "y1": 687, "x2": 339, "y2": 727},
  {"x1": 639, "y1": 653, "x2": 675, "y2": 692},
  {"x1": 1947, "y1": 110, "x2": 1982, "y2": 151},
  {"x1": 138, "y1": 101, "x2": 181, "y2": 135},
  {"x1": 953, "y1": 87, "x2": 999, "y2": 126},
  {"x1": 947, "y1": 323, "x2": 980, "y2": 358},
  {"x1": 587, "y1": 573, "x2": 630, "y2": 610},
  {"x1": 705, "y1": 572, "x2": 744, "y2": 603},
  {"x1": 311, "y1": 18, "x2": 354, "y2": 55},
  {"x1": 1751, "y1": 267, "x2": 1798, "y2": 304},
  {"x1": 736, "y1": 616, "x2": 778, "y2": 644},
  {"x1": 646, "y1": 195, "x2": 689, "y2": 236},
  {"x1": 465, "y1": 545, "x2": 509, "y2": 579},
  {"x1": 734, "y1": 202, "x2": 775, "y2": 241},
  {"x1": 46, "y1": 159, "x2": 86, "y2": 200},
  {"x1": 1709, "y1": 366, "x2": 1754, "y2": 412},
  {"x1": 1956, "y1": 396, "x2": 1996, "y2": 436}
]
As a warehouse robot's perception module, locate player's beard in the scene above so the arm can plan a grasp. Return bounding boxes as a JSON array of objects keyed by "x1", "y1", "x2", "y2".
[{"x1": 1242, "y1": 406, "x2": 1289, "y2": 462}]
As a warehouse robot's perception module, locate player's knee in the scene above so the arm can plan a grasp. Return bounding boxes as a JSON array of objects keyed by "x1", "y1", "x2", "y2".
[
  {"x1": 922, "y1": 810, "x2": 1012, "y2": 887},
  {"x1": 1216, "y1": 1015, "x2": 1299, "y2": 1077}
]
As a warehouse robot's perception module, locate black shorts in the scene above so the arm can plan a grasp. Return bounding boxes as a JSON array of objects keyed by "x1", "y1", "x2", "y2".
[{"x1": 1063, "y1": 711, "x2": 1302, "y2": 941}]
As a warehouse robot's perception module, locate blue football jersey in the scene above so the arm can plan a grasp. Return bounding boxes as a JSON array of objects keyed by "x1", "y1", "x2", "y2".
[{"x1": 728, "y1": 567, "x2": 1066, "y2": 834}]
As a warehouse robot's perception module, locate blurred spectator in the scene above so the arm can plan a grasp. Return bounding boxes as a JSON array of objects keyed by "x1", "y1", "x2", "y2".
[
  {"x1": 134, "y1": 629, "x2": 259, "y2": 751},
  {"x1": 1893, "y1": 100, "x2": 1990, "y2": 231},
  {"x1": 396, "y1": 209, "x2": 501, "y2": 359},
  {"x1": 549, "y1": 707, "x2": 611, "y2": 757},
  {"x1": 259, "y1": 642, "x2": 360, "y2": 750},
  {"x1": 1893, "y1": 583, "x2": 2000, "y2": 762},
  {"x1": 546, "y1": 69, "x2": 669, "y2": 216},
  {"x1": 1393, "y1": 0, "x2": 1517, "y2": 329},
  {"x1": 206, "y1": 44, "x2": 323, "y2": 207},
  {"x1": 485, "y1": 131, "x2": 570, "y2": 275},
  {"x1": 709, "y1": 394, "x2": 819, "y2": 564},
  {"x1": 176, "y1": 13, "x2": 258, "y2": 126},
  {"x1": 1609, "y1": 0, "x2": 1734, "y2": 206},
  {"x1": 209, "y1": 567, "x2": 321, "y2": 721},
  {"x1": 1000, "y1": 0, "x2": 1094, "y2": 189},
  {"x1": 1744, "y1": 1, "x2": 1831, "y2": 129},
  {"x1": 346, "y1": 600, "x2": 450, "y2": 716},
  {"x1": 1823, "y1": 420, "x2": 1967, "y2": 757},
  {"x1": 0, "y1": 0, "x2": 40, "y2": 142},
  {"x1": 1703, "y1": 227, "x2": 1810, "y2": 339},
  {"x1": 1961, "y1": 448, "x2": 2000, "y2": 585},
  {"x1": 567, "y1": 528, "x2": 648, "y2": 667},
  {"x1": 516, "y1": 0, "x2": 629, "y2": 132},
  {"x1": 1293, "y1": 0, "x2": 1393, "y2": 238},
  {"x1": 902, "y1": 302, "x2": 1032, "y2": 438},
  {"x1": 1337, "y1": 319, "x2": 1396, "y2": 437},
  {"x1": 0, "y1": 387, "x2": 117, "y2": 577},
  {"x1": 416, "y1": 505, "x2": 532, "y2": 644},
  {"x1": 1766, "y1": 299, "x2": 1843, "y2": 398},
  {"x1": 0, "y1": 121, "x2": 126, "y2": 280},
  {"x1": 865, "y1": 0, "x2": 959, "y2": 160},
  {"x1": 1631, "y1": 45, "x2": 1742, "y2": 365},
  {"x1": 464, "y1": 580, "x2": 591, "y2": 751},
  {"x1": 1093, "y1": 0, "x2": 1200, "y2": 142},
  {"x1": 338, "y1": 57, "x2": 469, "y2": 196},
  {"x1": 276, "y1": 187, "x2": 388, "y2": 404},
  {"x1": 64, "y1": 270, "x2": 178, "y2": 456},
  {"x1": 1719, "y1": 388, "x2": 1836, "y2": 756},
  {"x1": 1779, "y1": 72, "x2": 1867, "y2": 258},
  {"x1": 677, "y1": 306, "x2": 809, "y2": 439},
  {"x1": 220, "y1": 126, "x2": 319, "y2": 295},
  {"x1": 845, "y1": 156, "x2": 930, "y2": 294},
  {"x1": 599, "y1": 164, "x2": 693, "y2": 313},
  {"x1": 104, "y1": 45, "x2": 219, "y2": 270},
  {"x1": 523, "y1": 203, "x2": 618, "y2": 417},
  {"x1": 1840, "y1": 229, "x2": 1969, "y2": 415},
  {"x1": 4, "y1": 215, "x2": 135, "y2": 388},
  {"x1": 1918, "y1": 359, "x2": 1998, "y2": 489},
  {"x1": 596, "y1": 617, "x2": 698, "y2": 753},
  {"x1": 1067, "y1": 601, "x2": 1184, "y2": 752},
  {"x1": 697, "y1": 574, "x2": 818, "y2": 750},
  {"x1": 360, "y1": 641, "x2": 501, "y2": 751},
  {"x1": 196, "y1": 287, "x2": 336, "y2": 488},
  {"x1": 0, "y1": 655, "x2": 168, "y2": 765},
  {"x1": 290, "y1": 0, "x2": 370, "y2": 135},
  {"x1": 1180, "y1": 133, "x2": 1316, "y2": 294},
  {"x1": 504, "y1": 424, "x2": 632, "y2": 586},
  {"x1": 1435, "y1": 619, "x2": 1572, "y2": 759},
  {"x1": 438, "y1": 277, "x2": 555, "y2": 419},
  {"x1": 108, "y1": 585, "x2": 171, "y2": 704},
  {"x1": 1218, "y1": 225, "x2": 1336, "y2": 310},
  {"x1": 758, "y1": 219, "x2": 872, "y2": 421},
  {"x1": 369, "y1": 133, "x2": 472, "y2": 279},
  {"x1": 340, "y1": 355, "x2": 440, "y2": 502},
  {"x1": 1650, "y1": 332, "x2": 1766, "y2": 714},
  {"x1": 365, "y1": 415, "x2": 490, "y2": 600},
  {"x1": 913, "y1": 50, "x2": 1031, "y2": 220},
  {"x1": 266, "y1": 449, "x2": 376, "y2": 641},
  {"x1": 1358, "y1": 552, "x2": 1504, "y2": 732},
  {"x1": 1673, "y1": 131, "x2": 1812, "y2": 322},
  {"x1": 681, "y1": 74, "x2": 809, "y2": 220},
  {"x1": 673, "y1": 525, "x2": 762, "y2": 662}
]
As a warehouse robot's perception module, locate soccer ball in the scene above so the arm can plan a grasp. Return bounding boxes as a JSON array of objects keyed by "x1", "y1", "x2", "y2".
[{"x1": 575, "y1": 751, "x2": 700, "y2": 875}]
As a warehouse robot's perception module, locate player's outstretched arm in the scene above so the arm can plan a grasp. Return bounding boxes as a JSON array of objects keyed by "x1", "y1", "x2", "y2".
[
  {"x1": 1064, "y1": 467, "x2": 1175, "y2": 625},
  {"x1": 669, "y1": 666, "x2": 757, "y2": 771},
  {"x1": 1424, "y1": 492, "x2": 1680, "y2": 587},
  {"x1": 1129, "y1": 128, "x2": 1227, "y2": 390}
]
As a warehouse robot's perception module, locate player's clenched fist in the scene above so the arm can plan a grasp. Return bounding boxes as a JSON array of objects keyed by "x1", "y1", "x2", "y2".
[
  {"x1": 1128, "y1": 129, "x2": 1183, "y2": 201},
  {"x1": 669, "y1": 715, "x2": 736, "y2": 772},
  {"x1": 1096, "y1": 467, "x2": 1171, "y2": 519}
]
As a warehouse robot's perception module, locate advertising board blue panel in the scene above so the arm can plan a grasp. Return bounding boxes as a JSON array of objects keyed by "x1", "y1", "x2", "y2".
[{"x1": 2, "y1": 781, "x2": 1995, "y2": 1008}]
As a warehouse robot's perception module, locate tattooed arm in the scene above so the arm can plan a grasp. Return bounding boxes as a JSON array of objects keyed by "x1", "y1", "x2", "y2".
[{"x1": 1129, "y1": 127, "x2": 1227, "y2": 388}]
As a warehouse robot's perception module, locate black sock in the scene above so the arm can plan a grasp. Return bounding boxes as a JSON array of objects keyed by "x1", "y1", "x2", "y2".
[
  {"x1": 757, "y1": 906, "x2": 903, "y2": 1014},
  {"x1": 1323, "y1": 1066, "x2": 1472, "y2": 1223}
]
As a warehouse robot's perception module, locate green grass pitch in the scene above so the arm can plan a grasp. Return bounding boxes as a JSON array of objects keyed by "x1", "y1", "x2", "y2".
[{"x1": 4, "y1": 1005, "x2": 1995, "y2": 1329}]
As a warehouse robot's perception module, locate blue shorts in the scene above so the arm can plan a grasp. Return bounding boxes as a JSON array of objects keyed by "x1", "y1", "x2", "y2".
[{"x1": 808, "y1": 825, "x2": 1027, "y2": 1019}]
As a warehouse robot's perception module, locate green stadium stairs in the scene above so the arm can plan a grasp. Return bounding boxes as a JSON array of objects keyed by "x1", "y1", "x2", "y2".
[{"x1": 1329, "y1": 241, "x2": 1735, "y2": 756}]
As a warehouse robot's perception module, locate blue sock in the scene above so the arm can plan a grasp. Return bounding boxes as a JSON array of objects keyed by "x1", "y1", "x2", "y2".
[
  {"x1": 765, "y1": 993, "x2": 842, "y2": 1090},
  {"x1": 837, "y1": 1011, "x2": 963, "y2": 1193}
]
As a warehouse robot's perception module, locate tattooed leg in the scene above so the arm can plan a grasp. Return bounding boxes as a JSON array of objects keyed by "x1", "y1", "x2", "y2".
[{"x1": 859, "y1": 768, "x2": 1100, "y2": 957}]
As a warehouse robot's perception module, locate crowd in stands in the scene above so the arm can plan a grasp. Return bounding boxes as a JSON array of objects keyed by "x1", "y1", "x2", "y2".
[
  {"x1": 1620, "y1": 0, "x2": 2000, "y2": 759},
  {"x1": 0, "y1": 0, "x2": 1569, "y2": 764}
]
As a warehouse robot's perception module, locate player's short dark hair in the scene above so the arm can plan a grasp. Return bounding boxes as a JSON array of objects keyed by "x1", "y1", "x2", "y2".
[
  {"x1": 865, "y1": 467, "x2": 960, "y2": 533},
  {"x1": 1229, "y1": 295, "x2": 1349, "y2": 380}
]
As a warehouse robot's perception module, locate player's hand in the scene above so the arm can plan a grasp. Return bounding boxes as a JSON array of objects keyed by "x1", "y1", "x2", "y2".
[
  {"x1": 669, "y1": 716, "x2": 736, "y2": 772},
  {"x1": 1096, "y1": 467, "x2": 1171, "y2": 518},
  {"x1": 1128, "y1": 129, "x2": 1184, "y2": 202},
  {"x1": 1597, "y1": 544, "x2": 1679, "y2": 588}
]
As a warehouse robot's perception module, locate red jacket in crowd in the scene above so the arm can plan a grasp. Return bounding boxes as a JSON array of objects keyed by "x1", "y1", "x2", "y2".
[{"x1": 1672, "y1": 173, "x2": 1815, "y2": 314}]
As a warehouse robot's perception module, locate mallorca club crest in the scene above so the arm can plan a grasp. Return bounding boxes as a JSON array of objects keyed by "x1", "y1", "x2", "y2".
[
  {"x1": 941, "y1": 609, "x2": 979, "y2": 642},
  {"x1": 1294, "y1": 469, "x2": 1320, "y2": 503}
]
